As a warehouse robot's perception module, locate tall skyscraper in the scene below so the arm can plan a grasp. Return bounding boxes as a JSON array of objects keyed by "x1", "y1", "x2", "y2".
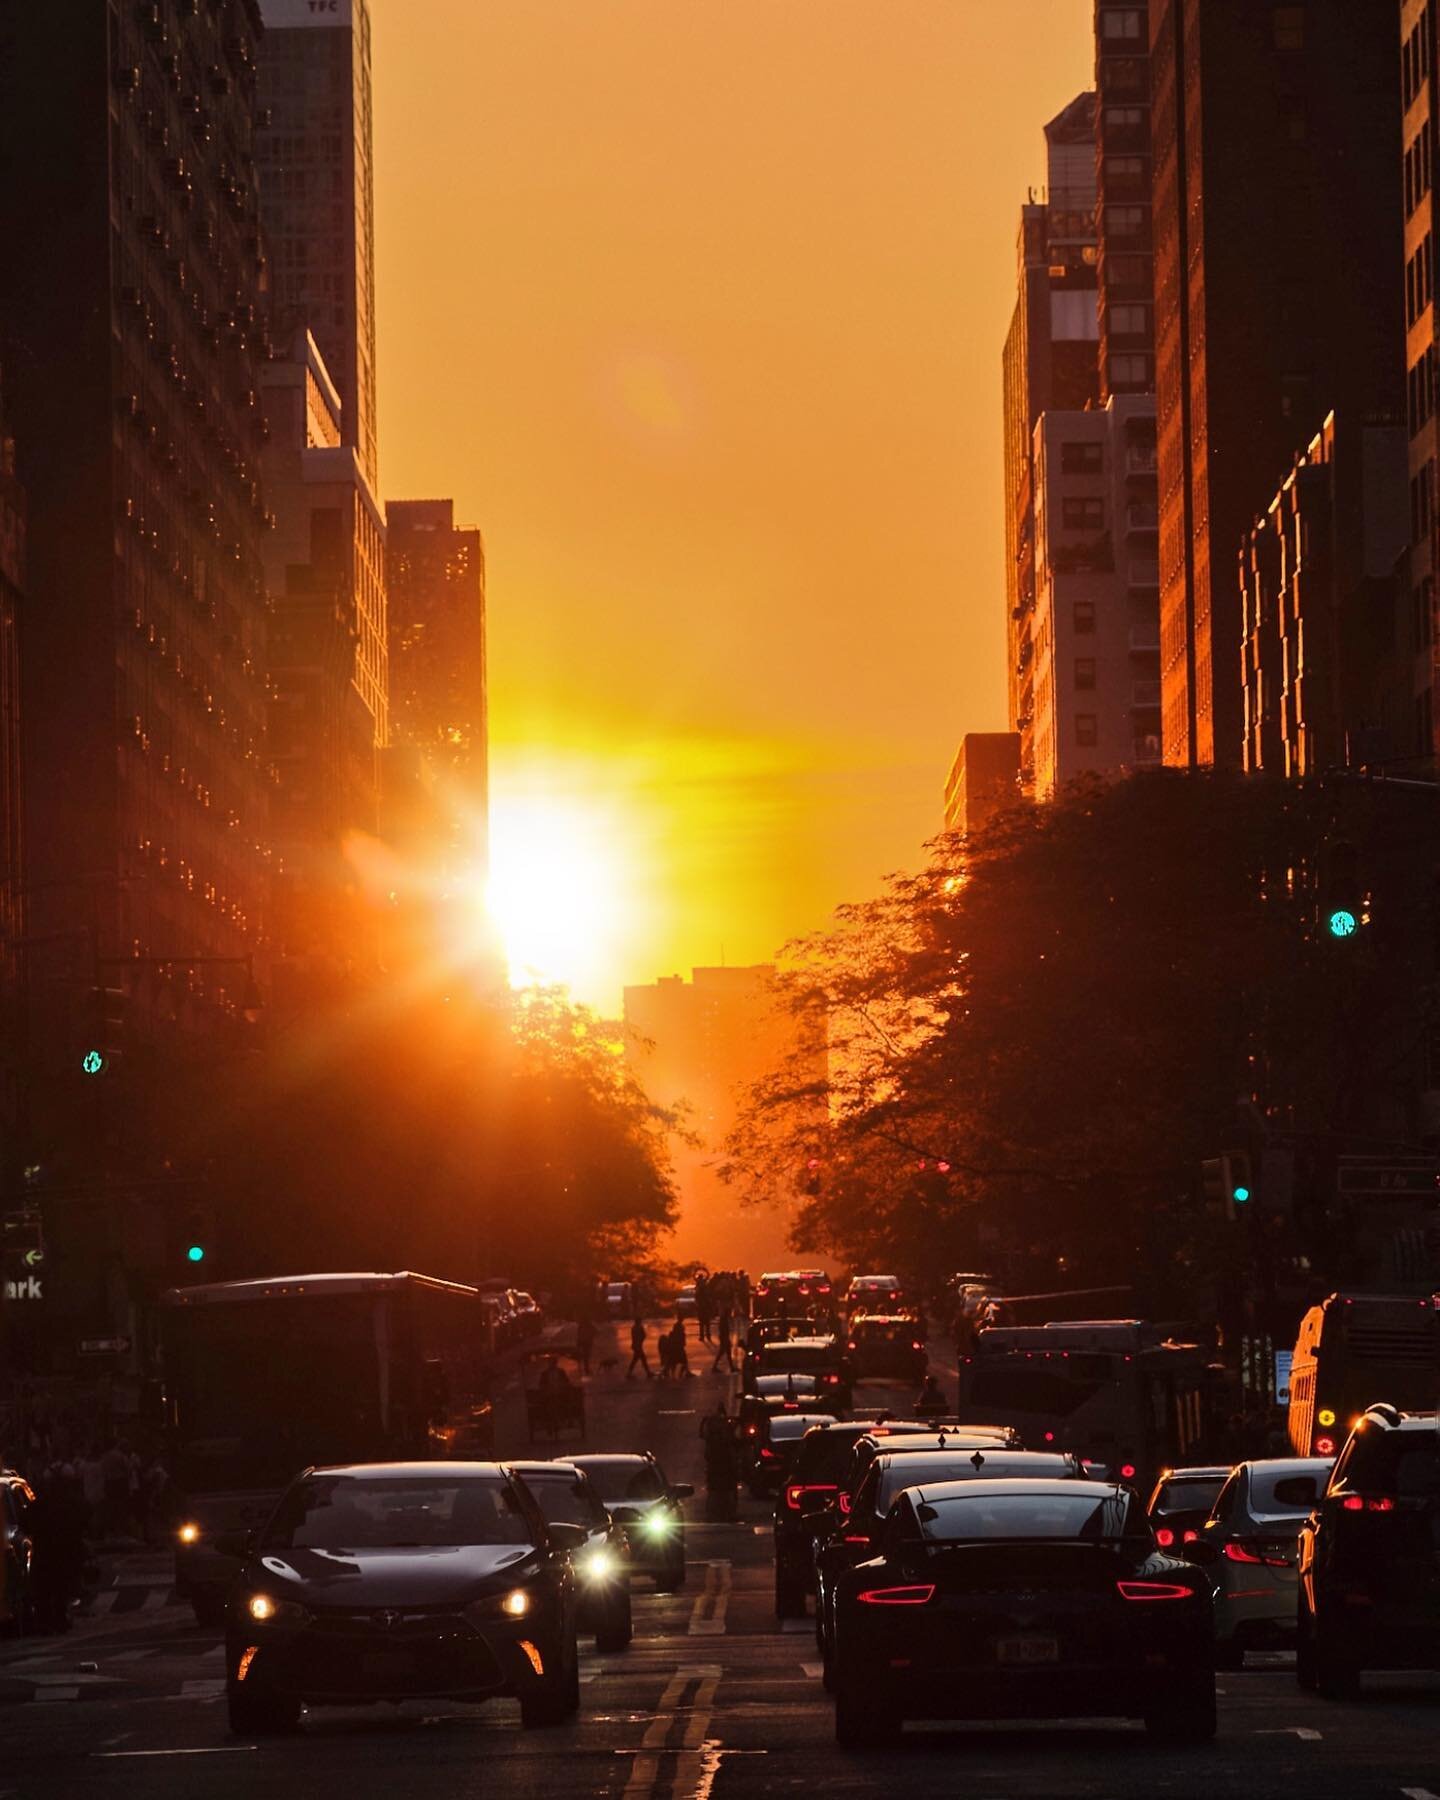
[
  {"x1": 1402, "y1": 0, "x2": 1439, "y2": 756},
  {"x1": 385, "y1": 500, "x2": 489, "y2": 873},
  {"x1": 1001, "y1": 95, "x2": 1100, "y2": 794},
  {"x1": 0, "y1": 2, "x2": 274, "y2": 1009},
  {"x1": 257, "y1": 0, "x2": 379, "y2": 491},
  {"x1": 1150, "y1": 2, "x2": 1404, "y2": 769},
  {"x1": 1094, "y1": 6, "x2": 1155, "y2": 402}
]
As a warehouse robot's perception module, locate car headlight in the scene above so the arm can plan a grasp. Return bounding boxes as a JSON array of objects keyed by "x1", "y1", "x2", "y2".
[
  {"x1": 641, "y1": 1512, "x2": 674, "y2": 1538},
  {"x1": 467, "y1": 1586, "x2": 536, "y2": 1622},
  {"x1": 177, "y1": 1522, "x2": 201, "y2": 1546},
  {"x1": 245, "y1": 1592, "x2": 309, "y2": 1626},
  {"x1": 580, "y1": 1547, "x2": 617, "y2": 1582}
]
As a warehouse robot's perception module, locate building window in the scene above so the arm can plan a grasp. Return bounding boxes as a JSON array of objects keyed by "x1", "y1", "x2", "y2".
[
  {"x1": 1062, "y1": 497, "x2": 1106, "y2": 530},
  {"x1": 1109, "y1": 303, "x2": 1150, "y2": 336},
  {"x1": 1414, "y1": 575, "x2": 1435, "y2": 650},
  {"x1": 1075, "y1": 713, "x2": 1099, "y2": 747},
  {"x1": 1101, "y1": 7, "x2": 1144, "y2": 39},
  {"x1": 1061, "y1": 441, "x2": 1104, "y2": 474},
  {"x1": 1407, "y1": 232, "x2": 1434, "y2": 327},
  {"x1": 1412, "y1": 458, "x2": 1436, "y2": 542},
  {"x1": 1104, "y1": 106, "x2": 1145, "y2": 131},
  {"x1": 1106, "y1": 205, "x2": 1147, "y2": 236},
  {"x1": 1074, "y1": 599, "x2": 1097, "y2": 634},
  {"x1": 1075, "y1": 657, "x2": 1097, "y2": 691},
  {"x1": 1110, "y1": 353, "x2": 1151, "y2": 387},
  {"x1": 1106, "y1": 155, "x2": 1145, "y2": 179},
  {"x1": 1272, "y1": 6, "x2": 1304, "y2": 51}
]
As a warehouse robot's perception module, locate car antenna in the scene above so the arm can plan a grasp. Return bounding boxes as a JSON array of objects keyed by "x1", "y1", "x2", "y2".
[{"x1": 970, "y1": 1449, "x2": 985, "y2": 1470}]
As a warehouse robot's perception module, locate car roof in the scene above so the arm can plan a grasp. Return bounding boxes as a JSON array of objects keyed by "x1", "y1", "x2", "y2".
[
  {"x1": 304, "y1": 1460, "x2": 510, "y2": 1480},
  {"x1": 852, "y1": 1314, "x2": 915, "y2": 1325},
  {"x1": 876, "y1": 1449, "x2": 1070, "y2": 1472},
  {"x1": 1157, "y1": 1466, "x2": 1232, "y2": 1481},
  {"x1": 907, "y1": 1477, "x2": 1126, "y2": 1503},
  {"x1": 762, "y1": 1336, "x2": 834, "y2": 1349},
  {"x1": 850, "y1": 1274, "x2": 899, "y2": 1283},
  {"x1": 1238, "y1": 1457, "x2": 1333, "y2": 1476},
  {"x1": 508, "y1": 1461, "x2": 585, "y2": 1479},
  {"x1": 569, "y1": 1453, "x2": 655, "y2": 1467}
]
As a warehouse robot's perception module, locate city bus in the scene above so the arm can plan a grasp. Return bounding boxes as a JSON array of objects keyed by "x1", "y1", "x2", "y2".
[
  {"x1": 1286, "y1": 1291, "x2": 1440, "y2": 1457},
  {"x1": 956, "y1": 1319, "x2": 1213, "y2": 1492},
  {"x1": 162, "y1": 1271, "x2": 496, "y2": 1623}
]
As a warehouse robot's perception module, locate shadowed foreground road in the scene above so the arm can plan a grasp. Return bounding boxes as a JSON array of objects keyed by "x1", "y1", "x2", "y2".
[{"x1": 3, "y1": 1321, "x2": 1440, "y2": 1800}]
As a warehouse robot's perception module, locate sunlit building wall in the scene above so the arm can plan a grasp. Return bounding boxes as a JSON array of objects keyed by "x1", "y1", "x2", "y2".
[
  {"x1": 1030, "y1": 396, "x2": 1160, "y2": 800},
  {"x1": 1094, "y1": 4, "x2": 1155, "y2": 402},
  {"x1": 0, "y1": 384, "x2": 23, "y2": 1151},
  {"x1": 261, "y1": 330, "x2": 386, "y2": 980},
  {"x1": 942, "y1": 733, "x2": 1021, "y2": 836},
  {"x1": 257, "y1": 0, "x2": 379, "y2": 493},
  {"x1": 1402, "y1": 0, "x2": 1440, "y2": 757},
  {"x1": 384, "y1": 500, "x2": 489, "y2": 876},
  {"x1": 1150, "y1": 1, "x2": 1404, "y2": 771},
  {"x1": 1001, "y1": 93, "x2": 1100, "y2": 795}
]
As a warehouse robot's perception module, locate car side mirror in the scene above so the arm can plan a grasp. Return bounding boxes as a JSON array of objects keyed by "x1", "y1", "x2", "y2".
[
  {"x1": 214, "y1": 1529, "x2": 255, "y2": 1560},
  {"x1": 670, "y1": 1483, "x2": 694, "y2": 1501},
  {"x1": 548, "y1": 1521, "x2": 589, "y2": 1553}
]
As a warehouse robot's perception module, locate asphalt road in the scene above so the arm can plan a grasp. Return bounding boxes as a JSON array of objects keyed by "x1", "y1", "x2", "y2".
[{"x1": 3, "y1": 1318, "x2": 1440, "y2": 1799}]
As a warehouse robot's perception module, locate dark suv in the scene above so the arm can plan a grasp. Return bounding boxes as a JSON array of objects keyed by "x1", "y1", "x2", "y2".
[{"x1": 1298, "y1": 1404, "x2": 1440, "y2": 1699}]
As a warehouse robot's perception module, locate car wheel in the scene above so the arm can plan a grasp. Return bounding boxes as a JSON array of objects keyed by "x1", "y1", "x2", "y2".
[
  {"x1": 1315, "y1": 1623, "x2": 1360, "y2": 1701},
  {"x1": 596, "y1": 1590, "x2": 633, "y2": 1652},
  {"x1": 1295, "y1": 1598, "x2": 1317, "y2": 1692},
  {"x1": 227, "y1": 1683, "x2": 300, "y2": 1736},
  {"x1": 775, "y1": 1566, "x2": 806, "y2": 1620},
  {"x1": 192, "y1": 1590, "x2": 228, "y2": 1630},
  {"x1": 834, "y1": 1672, "x2": 899, "y2": 1749}
]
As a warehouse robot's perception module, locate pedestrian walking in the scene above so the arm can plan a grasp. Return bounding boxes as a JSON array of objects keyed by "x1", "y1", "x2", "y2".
[
  {"x1": 576, "y1": 1315, "x2": 596, "y2": 1376},
  {"x1": 695, "y1": 1272, "x2": 713, "y2": 1344},
  {"x1": 626, "y1": 1317, "x2": 653, "y2": 1380},
  {"x1": 712, "y1": 1309, "x2": 735, "y2": 1372}
]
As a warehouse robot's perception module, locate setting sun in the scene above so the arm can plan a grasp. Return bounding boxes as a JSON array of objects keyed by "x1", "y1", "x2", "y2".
[{"x1": 485, "y1": 790, "x2": 627, "y2": 1002}]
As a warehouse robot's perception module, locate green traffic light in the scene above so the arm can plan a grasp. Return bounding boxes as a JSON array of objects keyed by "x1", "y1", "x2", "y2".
[
  {"x1": 186, "y1": 1244, "x2": 206, "y2": 1264},
  {"x1": 1232, "y1": 1184, "x2": 1251, "y2": 1204},
  {"x1": 1327, "y1": 907, "x2": 1358, "y2": 939},
  {"x1": 81, "y1": 1049, "x2": 105, "y2": 1075}
]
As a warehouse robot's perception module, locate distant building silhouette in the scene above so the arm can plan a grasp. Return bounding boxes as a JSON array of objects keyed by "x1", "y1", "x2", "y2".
[
  {"x1": 0, "y1": 380, "x2": 23, "y2": 1148},
  {"x1": 1401, "y1": 0, "x2": 1440, "y2": 758},
  {"x1": 943, "y1": 733, "x2": 1021, "y2": 836}
]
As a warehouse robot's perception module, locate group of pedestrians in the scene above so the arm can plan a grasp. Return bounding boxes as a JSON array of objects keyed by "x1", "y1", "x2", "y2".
[{"x1": 691, "y1": 1270, "x2": 748, "y2": 1344}]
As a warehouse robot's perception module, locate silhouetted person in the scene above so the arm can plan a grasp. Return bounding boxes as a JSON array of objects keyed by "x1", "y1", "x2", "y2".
[
  {"x1": 627, "y1": 1318, "x2": 652, "y2": 1380},
  {"x1": 914, "y1": 1375, "x2": 948, "y2": 1418},
  {"x1": 712, "y1": 1311, "x2": 735, "y2": 1372},
  {"x1": 575, "y1": 1316, "x2": 596, "y2": 1376}
]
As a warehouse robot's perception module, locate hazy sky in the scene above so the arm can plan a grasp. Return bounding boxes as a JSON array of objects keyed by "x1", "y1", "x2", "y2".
[{"x1": 372, "y1": 1, "x2": 1094, "y2": 1011}]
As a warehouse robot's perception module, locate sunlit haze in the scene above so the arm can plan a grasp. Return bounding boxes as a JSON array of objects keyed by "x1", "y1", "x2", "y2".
[{"x1": 373, "y1": 3, "x2": 1095, "y2": 1012}]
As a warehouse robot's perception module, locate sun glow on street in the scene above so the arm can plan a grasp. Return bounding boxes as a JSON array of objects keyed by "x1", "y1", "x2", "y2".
[{"x1": 485, "y1": 791, "x2": 627, "y2": 1004}]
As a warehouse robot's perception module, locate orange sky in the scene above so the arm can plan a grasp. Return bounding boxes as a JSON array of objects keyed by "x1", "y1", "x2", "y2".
[{"x1": 373, "y1": 2, "x2": 1093, "y2": 1012}]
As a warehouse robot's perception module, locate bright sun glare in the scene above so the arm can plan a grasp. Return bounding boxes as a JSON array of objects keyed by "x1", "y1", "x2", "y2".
[{"x1": 485, "y1": 792, "x2": 625, "y2": 1005}]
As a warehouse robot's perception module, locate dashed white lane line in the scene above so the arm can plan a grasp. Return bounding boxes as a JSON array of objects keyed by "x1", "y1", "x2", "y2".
[
  {"x1": 1255, "y1": 1727, "x2": 1322, "y2": 1741},
  {"x1": 687, "y1": 1561, "x2": 731, "y2": 1636},
  {"x1": 800, "y1": 1662, "x2": 824, "y2": 1679},
  {"x1": 1401, "y1": 1789, "x2": 1440, "y2": 1799},
  {"x1": 94, "y1": 1748, "x2": 257, "y2": 1759}
]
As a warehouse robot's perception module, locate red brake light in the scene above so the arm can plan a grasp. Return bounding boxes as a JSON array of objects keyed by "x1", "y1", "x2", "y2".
[
  {"x1": 1182, "y1": 1529, "x2": 1198, "y2": 1543},
  {"x1": 745, "y1": 1424, "x2": 758, "y2": 1436},
  {"x1": 756, "y1": 1285, "x2": 769, "y2": 1296},
  {"x1": 785, "y1": 1485, "x2": 805, "y2": 1510},
  {"x1": 1223, "y1": 1541, "x2": 1263, "y2": 1565},
  {"x1": 819, "y1": 1285, "x2": 831, "y2": 1294},
  {"x1": 1117, "y1": 1581, "x2": 1192, "y2": 1602},
  {"x1": 1342, "y1": 1494, "x2": 1396, "y2": 1512},
  {"x1": 1043, "y1": 1431, "x2": 1055, "y2": 1443},
  {"x1": 838, "y1": 1493, "x2": 852, "y2": 1514},
  {"x1": 857, "y1": 1584, "x2": 935, "y2": 1606},
  {"x1": 911, "y1": 1342, "x2": 922, "y2": 1351},
  {"x1": 798, "y1": 1284, "x2": 810, "y2": 1294},
  {"x1": 1154, "y1": 1527, "x2": 1175, "y2": 1547},
  {"x1": 847, "y1": 1342, "x2": 857, "y2": 1351},
  {"x1": 759, "y1": 1447, "x2": 776, "y2": 1459},
  {"x1": 1119, "y1": 1464, "x2": 1137, "y2": 1481}
]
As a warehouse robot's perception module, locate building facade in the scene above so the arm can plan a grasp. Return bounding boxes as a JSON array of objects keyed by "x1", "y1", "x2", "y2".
[
  {"x1": 1002, "y1": 94, "x2": 1101, "y2": 791},
  {"x1": 1241, "y1": 413, "x2": 1410, "y2": 778},
  {"x1": 1030, "y1": 396, "x2": 1161, "y2": 799},
  {"x1": 385, "y1": 499, "x2": 489, "y2": 875},
  {"x1": 257, "y1": 0, "x2": 379, "y2": 491},
  {"x1": 0, "y1": 382, "x2": 23, "y2": 1174},
  {"x1": 1095, "y1": 3, "x2": 1155, "y2": 402},
  {"x1": 261, "y1": 330, "x2": 386, "y2": 982},
  {"x1": 1150, "y1": 1, "x2": 1404, "y2": 770},
  {"x1": 942, "y1": 732, "x2": 1021, "y2": 836},
  {"x1": 1402, "y1": 0, "x2": 1440, "y2": 756}
]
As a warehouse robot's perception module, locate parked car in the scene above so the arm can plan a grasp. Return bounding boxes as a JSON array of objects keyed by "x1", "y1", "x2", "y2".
[
  {"x1": 1297, "y1": 1403, "x2": 1440, "y2": 1698},
  {"x1": 1185, "y1": 1457, "x2": 1332, "y2": 1667}
]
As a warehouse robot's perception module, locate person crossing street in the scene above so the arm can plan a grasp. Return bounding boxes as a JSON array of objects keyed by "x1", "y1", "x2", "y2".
[
  {"x1": 626, "y1": 1316, "x2": 653, "y2": 1379},
  {"x1": 711, "y1": 1308, "x2": 736, "y2": 1372}
]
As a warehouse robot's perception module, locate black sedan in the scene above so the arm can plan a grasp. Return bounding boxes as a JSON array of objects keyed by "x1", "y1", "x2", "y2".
[
  {"x1": 220, "y1": 1462, "x2": 583, "y2": 1735},
  {"x1": 830, "y1": 1479, "x2": 1214, "y2": 1748},
  {"x1": 510, "y1": 1461, "x2": 632, "y2": 1651},
  {"x1": 1145, "y1": 1464, "x2": 1231, "y2": 1552},
  {"x1": 568, "y1": 1454, "x2": 692, "y2": 1592}
]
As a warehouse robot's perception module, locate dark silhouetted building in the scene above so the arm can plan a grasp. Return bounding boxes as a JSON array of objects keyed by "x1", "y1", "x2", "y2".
[
  {"x1": 0, "y1": 2, "x2": 274, "y2": 1012},
  {"x1": 257, "y1": 0, "x2": 379, "y2": 490},
  {"x1": 1241, "y1": 413, "x2": 1410, "y2": 778},
  {"x1": 385, "y1": 500, "x2": 489, "y2": 875},
  {"x1": 1095, "y1": 5, "x2": 1155, "y2": 401},
  {"x1": 1402, "y1": 0, "x2": 1439, "y2": 757},
  {"x1": 0, "y1": 384, "x2": 23, "y2": 1162},
  {"x1": 1002, "y1": 94, "x2": 1100, "y2": 794},
  {"x1": 1150, "y1": 2, "x2": 1404, "y2": 769},
  {"x1": 943, "y1": 732, "x2": 1021, "y2": 835},
  {"x1": 261, "y1": 330, "x2": 385, "y2": 985}
]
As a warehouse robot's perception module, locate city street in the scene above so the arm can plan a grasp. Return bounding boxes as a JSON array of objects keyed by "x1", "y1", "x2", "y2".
[{"x1": 2, "y1": 1322, "x2": 1439, "y2": 1800}]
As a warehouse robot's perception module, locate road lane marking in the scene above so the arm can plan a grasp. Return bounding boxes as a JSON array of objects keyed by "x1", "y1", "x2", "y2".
[
  {"x1": 1256, "y1": 1727, "x2": 1322, "y2": 1741},
  {"x1": 695, "y1": 1743, "x2": 768, "y2": 1800},
  {"x1": 37, "y1": 1687, "x2": 79, "y2": 1702},
  {"x1": 687, "y1": 1561, "x2": 731, "y2": 1636},
  {"x1": 800, "y1": 1663, "x2": 824, "y2": 1678},
  {"x1": 94, "y1": 1748, "x2": 257, "y2": 1758},
  {"x1": 622, "y1": 1666, "x2": 721, "y2": 1800},
  {"x1": 1401, "y1": 1789, "x2": 1440, "y2": 1798}
]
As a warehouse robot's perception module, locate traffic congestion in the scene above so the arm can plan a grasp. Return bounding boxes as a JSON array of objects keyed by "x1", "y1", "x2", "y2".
[{"x1": 3, "y1": 1265, "x2": 1440, "y2": 1799}]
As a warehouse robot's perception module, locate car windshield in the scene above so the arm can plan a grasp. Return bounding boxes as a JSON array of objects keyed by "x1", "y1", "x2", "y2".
[
  {"x1": 263, "y1": 1476, "x2": 535, "y2": 1549},
  {"x1": 578, "y1": 1462, "x2": 665, "y2": 1502},
  {"x1": 522, "y1": 1476, "x2": 607, "y2": 1529},
  {"x1": 769, "y1": 1415, "x2": 832, "y2": 1442},
  {"x1": 1249, "y1": 1463, "x2": 1330, "y2": 1517},
  {"x1": 755, "y1": 1374, "x2": 819, "y2": 1394},
  {"x1": 1155, "y1": 1476, "x2": 1225, "y2": 1515},
  {"x1": 912, "y1": 1489, "x2": 1141, "y2": 1542},
  {"x1": 878, "y1": 1455, "x2": 1071, "y2": 1509},
  {"x1": 762, "y1": 1345, "x2": 833, "y2": 1373},
  {"x1": 1351, "y1": 1435, "x2": 1440, "y2": 1498}
]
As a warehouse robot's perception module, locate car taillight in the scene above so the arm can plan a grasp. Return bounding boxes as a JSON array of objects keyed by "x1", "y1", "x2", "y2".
[
  {"x1": 1154, "y1": 1527, "x2": 1176, "y2": 1547},
  {"x1": 1117, "y1": 1581, "x2": 1192, "y2": 1602},
  {"x1": 857, "y1": 1584, "x2": 935, "y2": 1606},
  {"x1": 911, "y1": 1341, "x2": 922, "y2": 1351},
  {"x1": 1341, "y1": 1494, "x2": 1396, "y2": 1512},
  {"x1": 1223, "y1": 1541, "x2": 1263, "y2": 1565},
  {"x1": 818, "y1": 1285, "x2": 831, "y2": 1294},
  {"x1": 1314, "y1": 1435, "x2": 1335, "y2": 1455},
  {"x1": 847, "y1": 1342, "x2": 857, "y2": 1351},
  {"x1": 1119, "y1": 1463, "x2": 1137, "y2": 1481},
  {"x1": 785, "y1": 1485, "x2": 805, "y2": 1509},
  {"x1": 1182, "y1": 1528, "x2": 1198, "y2": 1543},
  {"x1": 745, "y1": 1424, "x2": 758, "y2": 1436},
  {"x1": 756, "y1": 1286, "x2": 769, "y2": 1296},
  {"x1": 759, "y1": 1447, "x2": 776, "y2": 1460},
  {"x1": 1224, "y1": 1538, "x2": 1292, "y2": 1568},
  {"x1": 838, "y1": 1493, "x2": 852, "y2": 1514}
]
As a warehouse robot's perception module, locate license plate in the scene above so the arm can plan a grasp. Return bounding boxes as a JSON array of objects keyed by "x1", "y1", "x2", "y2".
[
  {"x1": 361, "y1": 1651, "x2": 415, "y2": 1680},
  {"x1": 995, "y1": 1635, "x2": 1059, "y2": 1665}
]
